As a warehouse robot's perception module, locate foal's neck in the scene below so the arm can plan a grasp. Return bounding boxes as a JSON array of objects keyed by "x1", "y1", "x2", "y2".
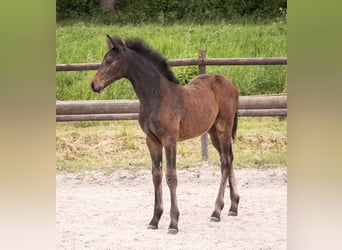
[{"x1": 125, "y1": 52, "x2": 163, "y2": 107}]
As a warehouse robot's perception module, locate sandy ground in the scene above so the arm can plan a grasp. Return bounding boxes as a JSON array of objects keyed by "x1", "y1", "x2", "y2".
[{"x1": 56, "y1": 165, "x2": 287, "y2": 250}]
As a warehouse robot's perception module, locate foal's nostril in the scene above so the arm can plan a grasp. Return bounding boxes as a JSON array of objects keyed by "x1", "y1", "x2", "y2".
[{"x1": 91, "y1": 82, "x2": 95, "y2": 91}]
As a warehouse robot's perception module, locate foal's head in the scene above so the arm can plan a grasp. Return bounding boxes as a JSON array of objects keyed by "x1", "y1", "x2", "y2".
[
  {"x1": 91, "y1": 35, "x2": 127, "y2": 93},
  {"x1": 91, "y1": 35, "x2": 179, "y2": 93}
]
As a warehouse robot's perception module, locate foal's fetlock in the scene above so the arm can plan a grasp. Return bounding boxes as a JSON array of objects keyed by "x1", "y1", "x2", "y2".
[
  {"x1": 168, "y1": 219, "x2": 179, "y2": 234},
  {"x1": 148, "y1": 206, "x2": 163, "y2": 230},
  {"x1": 228, "y1": 208, "x2": 238, "y2": 216},
  {"x1": 211, "y1": 199, "x2": 224, "y2": 222},
  {"x1": 228, "y1": 196, "x2": 240, "y2": 216},
  {"x1": 148, "y1": 224, "x2": 158, "y2": 230},
  {"x1": 148, "y1": 214, "x2": 162, "y2": 230},
  {"x1": 167, "y1": 209, "x2": 179, "y2": 234},
  {"x1": 210, "y1": 210, "x2": 221, "y2": 222},
  {"x1": 168, "y1": 225, "x2": 178, "y2": 234},
  {"x1": 148, "y1": 219, "x2": 159, "y2": 230}
]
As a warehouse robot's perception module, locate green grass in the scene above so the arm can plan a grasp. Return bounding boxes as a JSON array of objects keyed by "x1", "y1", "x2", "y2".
[
  {"x1": 56, "y1": 117, "x2": 287, "y2": 172},
  {"x1": 56, "y1": 21, "x2": 287, "y2": 172},
  {"x1": 56, "y1": 20, "x2": 287, "y2": 100}
]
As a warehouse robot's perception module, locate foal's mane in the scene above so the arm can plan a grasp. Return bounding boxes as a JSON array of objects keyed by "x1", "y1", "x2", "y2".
[{"x1": 119, "y1": 37, "x2": 180, "y2": 84}]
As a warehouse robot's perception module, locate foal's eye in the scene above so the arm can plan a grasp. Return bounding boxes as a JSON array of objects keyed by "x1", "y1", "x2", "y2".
[{"x1": 105, "y1": 58, "x2": 113, "y2": 65}]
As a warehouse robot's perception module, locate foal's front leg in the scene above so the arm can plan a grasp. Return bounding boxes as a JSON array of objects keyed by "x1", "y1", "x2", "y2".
[
  {"x1": 163, "y1": 136, "x2": 180, "y2": 234},
  {"x1": 146, "y1": 136, "x2": 163, "y2": 230}
]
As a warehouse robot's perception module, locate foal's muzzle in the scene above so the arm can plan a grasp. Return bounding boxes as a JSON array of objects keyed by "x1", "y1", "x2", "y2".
[{"x1": 91, "y1": 81, "x2": 102, "y2": 93}]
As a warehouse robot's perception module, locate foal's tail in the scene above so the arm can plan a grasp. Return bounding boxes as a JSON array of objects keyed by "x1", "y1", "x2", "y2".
[{"x1": 232, "y1": 109, "x2": 238, "y2": 142}]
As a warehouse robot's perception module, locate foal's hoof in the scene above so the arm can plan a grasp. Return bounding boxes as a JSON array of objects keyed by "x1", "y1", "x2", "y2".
[
  {"x1": 228, "y1": 210, "x2": 238, "y2": 216},
  {"x1": 210, "y1": 216, "x2": 220, "y2": 222},
  {"x1": 147, "y1": 224, "x2": 158, "y2": 230},
  {"x1": 167, "y1": 228, "x2": 178, "y2": 234}
]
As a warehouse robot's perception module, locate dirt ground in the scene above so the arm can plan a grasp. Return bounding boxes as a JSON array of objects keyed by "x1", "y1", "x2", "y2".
[{"x1": 56, "y1": 165, "x2": 287, "y2": 250}]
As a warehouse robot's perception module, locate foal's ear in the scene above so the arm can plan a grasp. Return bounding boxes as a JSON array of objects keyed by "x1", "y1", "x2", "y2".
[
  {"x1": 106, "y1": 34, "x2": 124, "y2": 51},
  {"x1": 106, "y1": 34, "x2": 116, "y2": 50}
]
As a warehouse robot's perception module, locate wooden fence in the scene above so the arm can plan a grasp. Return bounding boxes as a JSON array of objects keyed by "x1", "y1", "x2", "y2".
[
  {"x1": 56, "y1": 51, "x2": 287, "y2": 159},
  {"x1": 56, "y1": 96, "x2": 287, "y2": 121},
  {"x1": 56, "y1": 57, "x2": 286, "y2": 71}
]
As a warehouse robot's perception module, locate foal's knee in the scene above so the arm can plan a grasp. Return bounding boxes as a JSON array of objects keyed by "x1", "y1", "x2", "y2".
[
  {"x1": 152, "y1": 168, "x2": 163, "y2": 184},
  {"x1": 166, "y1": 171, "x2": 177, "y2": 187}
]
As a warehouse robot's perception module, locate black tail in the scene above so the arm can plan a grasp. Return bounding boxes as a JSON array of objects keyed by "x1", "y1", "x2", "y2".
[{"x1": 232, "y1": 110, "x2": 238, "y2": 142}]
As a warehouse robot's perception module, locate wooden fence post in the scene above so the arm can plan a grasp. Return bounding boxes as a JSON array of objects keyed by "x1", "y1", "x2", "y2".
[{"x1": 198, "y1": 50, "x2": 208, "y2": 160}]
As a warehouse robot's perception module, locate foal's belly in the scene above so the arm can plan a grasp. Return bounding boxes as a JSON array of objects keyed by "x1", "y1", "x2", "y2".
[
  {"x1": 178, "y1": 106, "x2": 217, "y2": 141},
  {"x1": 177, "y1": 84, "x2": 218, "y2": 141},
  {"x1": 178, "y1": 126, "x2": 212, "y2": 141}
]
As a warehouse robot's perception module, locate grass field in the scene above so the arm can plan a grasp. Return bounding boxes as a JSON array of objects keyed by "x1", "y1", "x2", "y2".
[
  {"x1": 56, "y1": 117, "x2": 287, "y2": 172},
  {"x1": 56, "y1": 21, "x2": 287, "y2": 172},
  {"x1": 56, "y1": 21, "x2": 287, "y2": 100}
]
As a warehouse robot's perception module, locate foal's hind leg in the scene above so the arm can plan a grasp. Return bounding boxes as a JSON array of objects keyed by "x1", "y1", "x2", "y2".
[
  {"x1": 227, "y1": 154, "x2": 239, "y2": 216},
  {"x1": 209, "y1": 124, "x2": 239, "y2": 222},
  {"x1": 146, "y1": 136, "x2": 164, "y2": 230},
  {"x1": 208, "y1": 126, "x2": 225, "y2": 221}
]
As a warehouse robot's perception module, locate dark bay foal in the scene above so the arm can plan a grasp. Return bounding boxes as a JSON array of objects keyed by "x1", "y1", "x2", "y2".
[{"x1": 91, "y1": 35, "x2": 240, "y2": 234}]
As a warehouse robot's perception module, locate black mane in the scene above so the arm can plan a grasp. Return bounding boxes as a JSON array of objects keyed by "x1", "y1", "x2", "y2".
[{"x1": 123, "y1": 38, "x2": 180, "y2": 84}]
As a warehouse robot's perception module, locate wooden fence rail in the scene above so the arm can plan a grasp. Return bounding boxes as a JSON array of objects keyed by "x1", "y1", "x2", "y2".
[
  {"x1": 56, "y1": 57, "x2": 287, "y2": 71},
  {"x1": 56, "y1": 96, "x2": 287, "y2": 115},
  {"x1": 56, "y1": 109, "x2": 287, "y2": 122}
]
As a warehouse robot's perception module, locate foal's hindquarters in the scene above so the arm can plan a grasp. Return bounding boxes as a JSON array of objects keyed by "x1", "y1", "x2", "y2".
[{"x1": 180, "y1": 74, "x2": 240, "y2": 222}]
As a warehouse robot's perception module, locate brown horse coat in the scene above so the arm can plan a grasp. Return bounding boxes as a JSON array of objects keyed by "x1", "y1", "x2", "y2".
[{"x1": 91, "y1": 35, "x2": 239, "y2": 234}]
